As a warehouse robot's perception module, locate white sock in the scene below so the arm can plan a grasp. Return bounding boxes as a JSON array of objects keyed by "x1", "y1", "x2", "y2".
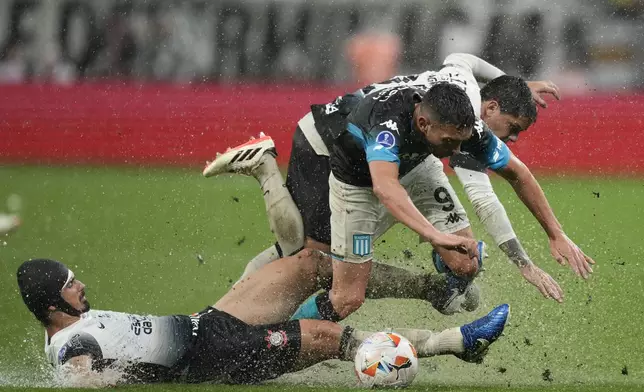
[
  {"x1": 253, "y1": 154, "x2": 304, "y2": 256},
  {"x1": 344, "y1": 327, "x2": 464, "y2": 360},
  {"x1": 393, "y1": 327, "x2": 464, "y2": 356}
]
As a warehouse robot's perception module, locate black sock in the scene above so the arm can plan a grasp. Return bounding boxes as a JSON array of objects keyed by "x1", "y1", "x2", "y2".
[
  {"x1": 339, "y1": 326, "x2": 355, "y2": 359},
  {"x1": 315, "y1": 291, "x2": 343, "y2": 322}
]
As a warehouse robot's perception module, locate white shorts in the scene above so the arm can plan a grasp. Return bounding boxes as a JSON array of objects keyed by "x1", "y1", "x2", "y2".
[{"x1": 330, "y1": 155, "x2": 470, "y2": 263}]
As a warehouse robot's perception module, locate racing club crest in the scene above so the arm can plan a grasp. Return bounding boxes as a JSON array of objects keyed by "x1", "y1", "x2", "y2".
[
  {"x1": 352, "y1": 234, "x2": 372, "y2": 257},
  {"x1": 265, "y1": 330, "x2": 288, "y2": 348}
]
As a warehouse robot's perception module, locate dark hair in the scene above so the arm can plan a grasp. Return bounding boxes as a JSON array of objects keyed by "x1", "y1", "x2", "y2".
[
  {"x1": 421, "y1": 83, "x2": 476, "y2": 130},
  {"x1": 480, "y1": 75, "x2": 537, "y2": 124}
]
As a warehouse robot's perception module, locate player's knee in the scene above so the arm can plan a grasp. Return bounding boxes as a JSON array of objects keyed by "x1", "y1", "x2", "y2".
[
  {"x1": 295, "y1": 248, "x2": 326, "y2": 265},
  {"x1": 292, "y1": 248, "x2": 328, "y2": 281},
  {"x1": 294, "y1": 248, "x2": 319, "y2": 270},
  {"x1": 332, "y1": 291, "x2": 365, "y2": 319},
  {"x1": 304, "y1": 237, "x2": 331, "y2": 253},
  {"x1": 446, "y1": 255, "x2": 479, "y2": 278}
]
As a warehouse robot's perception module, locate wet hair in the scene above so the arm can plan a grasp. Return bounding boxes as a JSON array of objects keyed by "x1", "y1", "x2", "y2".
[
  {"x1": 480, "y1": 75, "x2": 538, "y2": 124},
  {"x1": 421, "y1": 83, "x2": 476, "y2": 131}
]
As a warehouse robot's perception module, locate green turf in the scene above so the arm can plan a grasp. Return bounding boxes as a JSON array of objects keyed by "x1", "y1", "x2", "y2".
[{"x1": 1, "y1": 165, "x2": 643, "y2": 391}]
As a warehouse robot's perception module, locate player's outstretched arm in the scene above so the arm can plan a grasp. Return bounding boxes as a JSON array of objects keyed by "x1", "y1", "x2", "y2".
[
  {"x1": 443, "y1": 53, "x2": 505, "y2": 82},
  {"x1": 453, "y1": 166, "x2": 563, "y2": 301},
  {"x1": 57, "y1": 355, "x2": 117, "y2": 388},
  {"x1": 500, "y1": 238, "x2": 564, "y2": 302},
  {"x1": 369, "y1": 161, "x2": 478, "y2": 258},
  {"x1": 495, "y1": 153, "x2": 596, "y2": 279},
  {"x1": 443, "y1": 53, "x2": 561, "y2": 108},
  {"x1": 526, "y1": 80, "x2": 561, "y2": 108}
]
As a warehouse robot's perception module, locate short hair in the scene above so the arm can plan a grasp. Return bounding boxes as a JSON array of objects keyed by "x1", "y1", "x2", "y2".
[
  {"x1": 480, "y1": 75, "x2": 537, "y2": 124},
  {"x1": 421, "y1": 83, "x2": 476, "y2": 131}
]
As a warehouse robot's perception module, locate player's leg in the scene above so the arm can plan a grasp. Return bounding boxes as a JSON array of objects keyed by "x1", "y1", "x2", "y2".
[
  {"x1": 292, "y1": 173, "x2": 381, "y2": 321},
  {"x1": 215, "y1": 248, "x2": 330, "y2": 325},
  {"x1": 284, "y1": 171, "x2": 456, "y2": 319},
  {"x1": 220, "y1": 246, "x2": 445, "y2": 326},
  {"x1": 401, "y1": 156, "x2": 479, "y2": 277},
  {"x1": 341, "y1": 303, "x2": 510, "y2": 364},
  {"x1": 300, "y1": 303, "x2": 509, "y2": 370},
  {"x1": 236, "y1": 125, "x2": 333, "y2": 280},
  {"x1": 395, "y1": 156, "x2": 483, "y2": 313},
  {"x1": 284, "y1": 125, "x2": 334, "y2": 253},
  {"x1": 203, "y1": 132, "x2": 305, "y2": 278},
  {"x1": 226, "y1": 303, "x2": 511, "y2": 384},
  {"x1": 365, "y1": 262, "x2": 457, "y2": 302}
]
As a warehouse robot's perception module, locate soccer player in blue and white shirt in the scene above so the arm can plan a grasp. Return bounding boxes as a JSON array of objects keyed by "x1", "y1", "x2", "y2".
[{"x1": 205, "y1": 54, "x2": 593, "y2": 315}]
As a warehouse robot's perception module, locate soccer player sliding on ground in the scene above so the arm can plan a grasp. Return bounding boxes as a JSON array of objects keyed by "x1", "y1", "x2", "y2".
[{"x1": 17, "y1": 251, "x2": 508, "y2": 387}]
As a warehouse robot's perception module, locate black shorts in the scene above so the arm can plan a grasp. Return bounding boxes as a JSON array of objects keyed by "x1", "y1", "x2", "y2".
[
  {"x1": 184, "y1": 307, "x2": 301, "y2": 384},
  {"x1": 285, "y1": 126, "x2": 332, "y2": 245}
]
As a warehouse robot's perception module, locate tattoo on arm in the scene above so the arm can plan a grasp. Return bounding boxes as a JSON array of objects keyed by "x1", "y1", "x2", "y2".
[{"x1": 499, "y1": 238, "x2": 533, "y2": 268}]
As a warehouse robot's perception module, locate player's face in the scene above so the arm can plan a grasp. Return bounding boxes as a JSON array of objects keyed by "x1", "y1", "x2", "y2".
[
  {"x1": 422, "y1": 122, "x2": 473, "y2": 158},
  {"x1": 480, "y1": 100, "x2": 532, "y2": 143},
  {"x1": 61, "y1": 275, "x2": 90, "y2": 313}
]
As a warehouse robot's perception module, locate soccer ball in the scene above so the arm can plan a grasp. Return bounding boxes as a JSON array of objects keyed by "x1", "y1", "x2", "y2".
[{"x1": 354, "y1": 332, "x2": 419, "y2": 388}]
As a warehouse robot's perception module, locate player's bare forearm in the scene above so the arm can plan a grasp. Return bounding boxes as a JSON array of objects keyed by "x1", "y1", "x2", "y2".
[
  {"x1": 369, "y1": 162, "x2": 440, "y2": 241},
  {"x1": 58, "y1": 355, "x2": 116, "y2": 388},
  {"x1": 497, "y1": 155, "x2": 594, "y2": 278},
  {"x1": 500, "y1": 238, "x2": 564, "y2": 302},
  {"x1": 499, "y1": 238, "x2": 533, "y2": 268},
  {"x1": 369, "y1": 161, "x2": 478, "y2": 256},
  {"x1": 497, "y1": 155, "x2": 563, "y2": 240}
]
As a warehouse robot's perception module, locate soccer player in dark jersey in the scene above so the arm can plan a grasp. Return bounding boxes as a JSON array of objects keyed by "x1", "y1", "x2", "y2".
[
  {"x1": 205, "y1": 54, "x2": 593, "y2": 315},
  {"x1": 17, "y1": 252, "x2": 509, "y2": 387}
]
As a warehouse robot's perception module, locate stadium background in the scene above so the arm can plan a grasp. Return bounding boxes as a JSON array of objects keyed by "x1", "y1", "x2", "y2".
[{"x1": 1, "y1": 0, "x2": 643, "y2": 391}]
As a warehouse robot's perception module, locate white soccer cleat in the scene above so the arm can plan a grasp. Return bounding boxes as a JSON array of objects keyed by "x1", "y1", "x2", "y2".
[{"x1": 202, "y1": 133, "x2": 276, "y2": 177}]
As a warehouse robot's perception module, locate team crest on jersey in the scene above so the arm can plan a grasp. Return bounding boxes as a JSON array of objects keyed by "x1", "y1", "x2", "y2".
[
  {"x1": 352, "y1": 234, "x2": 372, "y2": 257},
  {"x1": 265, "y1": 330, "x2": 288, "y2": 348},
  {"x1": 376, "y1": 130, "x2": 396, "y2": 149}
]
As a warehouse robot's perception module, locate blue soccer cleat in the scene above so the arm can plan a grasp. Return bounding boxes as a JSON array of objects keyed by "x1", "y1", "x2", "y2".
[{"x1": 457, "y1": 303, "x2": 510, "y2": 364}]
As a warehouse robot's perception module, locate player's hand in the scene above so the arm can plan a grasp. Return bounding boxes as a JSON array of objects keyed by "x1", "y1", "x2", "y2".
[
  {"x1": 520, "y1": 264, "x2": 564, "y2": 303},
  {"x1": 526, "y1": 80, "x2": 561, "y2": 108},
  {"x1": 429, "y1": 233, "x2": 479, "y2": 259},
  {"x1": 549, "y1": 234, "x2": 595, "y2": 279}
]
